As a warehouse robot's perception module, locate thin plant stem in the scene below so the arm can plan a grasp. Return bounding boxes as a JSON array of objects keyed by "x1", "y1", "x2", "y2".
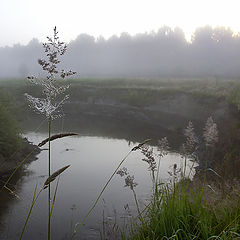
[
  {"x1": 3, "y1": 185, "x2": 20, "y2": 199},
  {"x1": 183, "y1": 155, "x2": 187, "y2": 179},
  {"x1": 156, "y1": 158, "x2": 161, "y2": 188},
  {"x1": 48, "y1": 116, "x2": 52, "y2": 240},
  {"x1": 20, "y1": 173, "x2": 66, "y2": 240},
  {"x1": 151, "y1": 169, "x2": 158, "y2": 208},
  {"x1": 70, "y1": 150, "x2": 133, "y2": 240},
  {"x1": 20, "y1": 184, "x2": 43, "y2": 240},
  {"x1": 203, "y1": 148, "x2": 209, "y2": 184},
  {"x1": 132, "y1": 188, "x2": 145, "y2": 225},
  {"x1": 50, "y1": 177, "x2": 60, "y2": 218},
  {"x1": 153, "y1": 157, "x2": 162, "y2": 205}
]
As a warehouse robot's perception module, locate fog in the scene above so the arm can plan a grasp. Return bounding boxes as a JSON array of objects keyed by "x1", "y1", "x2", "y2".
[{"x1": 1, "y1": 26, "x2": 240, "y2": 79}]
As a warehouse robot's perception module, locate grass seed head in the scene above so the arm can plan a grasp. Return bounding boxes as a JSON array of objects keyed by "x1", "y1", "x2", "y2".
[
  {"x1": 43, "y1": 165, "x2": 70, "y2": 189},
  {"x1": 203, "y1": 116, "x2": 218, "y2": 147}
]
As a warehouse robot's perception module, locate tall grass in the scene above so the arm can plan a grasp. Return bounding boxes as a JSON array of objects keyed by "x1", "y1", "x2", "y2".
[
  {"x1": 125, "y1": 180, "x2": 240, "y2": 240},
  {"x1": 109, "y1": 119, "x2": 240, "y2": 240},
  {"x1": 22, "y1": 27, "x2": 76, "y2": 240}
]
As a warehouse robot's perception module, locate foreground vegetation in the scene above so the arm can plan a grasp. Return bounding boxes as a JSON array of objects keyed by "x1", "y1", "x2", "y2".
[
  {"x1": 107, "y1": 118, "x2": 240, "y2": 240},
  {"x1": 124, "y1": 181, "x2": 240, "y2": 240}
]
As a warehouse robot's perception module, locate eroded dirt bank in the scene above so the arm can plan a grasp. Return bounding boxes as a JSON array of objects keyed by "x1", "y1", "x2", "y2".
[
  {"x1": 0, "y1": 139, "x2": 40, "y2": 185},
  {"x1": 60, "y1": 89, "x2": 237, "y2": 145}
]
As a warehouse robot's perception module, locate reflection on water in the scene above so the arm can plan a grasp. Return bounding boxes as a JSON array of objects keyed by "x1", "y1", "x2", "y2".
[{"x1": 0, "y1": 132, "x2": 194, "y2": 239}]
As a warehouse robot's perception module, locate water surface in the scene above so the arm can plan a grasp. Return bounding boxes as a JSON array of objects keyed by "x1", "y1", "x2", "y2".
[{"x1": 0, "y1": 132, "x2": 191, "y2": 239}]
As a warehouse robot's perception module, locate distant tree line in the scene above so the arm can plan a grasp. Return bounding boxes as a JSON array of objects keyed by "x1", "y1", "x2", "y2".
[{"x1": 1, "y1": 26, "x2": 240, "y2": 79}]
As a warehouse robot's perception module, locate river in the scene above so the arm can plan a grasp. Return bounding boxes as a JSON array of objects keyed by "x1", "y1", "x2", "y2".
[{"x1": 0, "y1": 130, "x2": 193, "y2": 240}]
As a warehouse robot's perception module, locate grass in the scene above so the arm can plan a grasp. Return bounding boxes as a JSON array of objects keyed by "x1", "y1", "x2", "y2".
[
  {"x1": 100, "y1": 120, "x2": 240, "y2": 240},
  {"x1": 123, "y1": 181, "x2": 240, "y2": 240},
  {"x1": 147, "y1": 185, "x2": 239, "y2": 234}
]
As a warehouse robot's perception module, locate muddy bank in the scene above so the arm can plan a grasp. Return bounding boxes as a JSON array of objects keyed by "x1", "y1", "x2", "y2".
[
  {"x1": 58, "y1": 90, "x2": 237, "y2": 146},
  {"x1": 20, "y1": 88, "x2": 238, "y2": 147},
  {"x1": 0, "y1": 138, "x2": 40, "y2": 185},
  {"x1": 66, "y1": 90, "x2": 232, "y2": 125}
]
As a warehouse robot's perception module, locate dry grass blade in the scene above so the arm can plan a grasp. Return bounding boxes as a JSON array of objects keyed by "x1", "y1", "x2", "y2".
[
  {"x1": 131, "y1": 139, "x2": 151, "y2": 151},
  {"x1": 43, "y1": 165, "x2": 70, "y2": 189},
  {"x1": 4, "y1": 185, "x2": 20, "y2": 199},
  {"x1": 38, "y1": 133, "x2": 78, "y2": 147}
]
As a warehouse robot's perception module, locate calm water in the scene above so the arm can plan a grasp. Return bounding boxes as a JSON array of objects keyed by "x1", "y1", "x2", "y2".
[{"x1": 0, "y1": 132, "x2": 192, "y2": 239}]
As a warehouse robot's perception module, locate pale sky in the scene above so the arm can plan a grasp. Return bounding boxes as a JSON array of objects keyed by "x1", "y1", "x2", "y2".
[{"x1": 1, "y1": 0, "x2": 240, "y2": 47}]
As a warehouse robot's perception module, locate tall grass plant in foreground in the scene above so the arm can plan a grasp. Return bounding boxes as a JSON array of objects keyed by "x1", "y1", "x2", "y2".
[{"x1": 23, "y1": 27, "x2": 76, "y2": 240}]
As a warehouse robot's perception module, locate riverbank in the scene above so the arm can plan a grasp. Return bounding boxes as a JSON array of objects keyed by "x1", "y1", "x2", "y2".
[
  {"x1": 3, "y1": 78, "x2": 240, "y2": 178},
  {"x1": 0, "y1": 138, "x2": 40, "y2": 185}
]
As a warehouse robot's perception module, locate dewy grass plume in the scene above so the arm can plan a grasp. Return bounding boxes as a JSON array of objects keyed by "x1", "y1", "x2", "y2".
[{"x1": 24, "y1": 26, "x2": 76, "y2": 240}]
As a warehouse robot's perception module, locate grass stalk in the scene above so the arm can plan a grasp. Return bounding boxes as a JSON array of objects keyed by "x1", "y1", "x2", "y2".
[
  {"x1": 20, "y1": 184, "x2": 43, "y2": 240},
  {"x1": 19, "y1": 178, "x2": 60, "y2": 240},
  {"x1": 70, "y1": 149, "x2": 133, "y2": 239},
  {"x1": 48, "y1": 116, "x2": 51, "y2": 240},
  {"x1": 132, "y1": 188, "x2": 145, "y2": 225},
  {"x1": 50, "y1": 177, "x2": 60, "y2": 218}
]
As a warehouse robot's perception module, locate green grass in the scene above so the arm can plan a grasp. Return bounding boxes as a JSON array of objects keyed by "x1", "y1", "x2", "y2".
[{"x1": 124, "y1": 181, "x2": 240, "y2": 240}]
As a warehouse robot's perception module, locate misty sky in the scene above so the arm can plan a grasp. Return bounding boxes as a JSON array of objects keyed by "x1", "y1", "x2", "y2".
[{"x1": 1, "y1": 0, "x2": 240, "y2": 47}]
